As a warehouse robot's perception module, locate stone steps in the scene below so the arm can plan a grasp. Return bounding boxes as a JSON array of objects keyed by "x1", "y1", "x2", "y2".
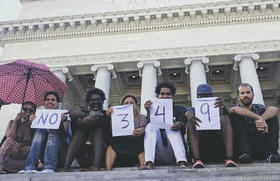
[{"x1": 1, "y1": 163, "x2": 280, "y2": 181}]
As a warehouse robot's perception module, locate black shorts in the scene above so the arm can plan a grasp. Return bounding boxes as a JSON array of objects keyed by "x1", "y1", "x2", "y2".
[{"x1": 198, "y1": 131, "x2": 226, "y2": 162}]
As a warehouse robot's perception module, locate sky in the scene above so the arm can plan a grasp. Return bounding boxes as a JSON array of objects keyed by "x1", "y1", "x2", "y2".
[{"x1": 0, "y1": 0, "x2": 21, "y2": 56}]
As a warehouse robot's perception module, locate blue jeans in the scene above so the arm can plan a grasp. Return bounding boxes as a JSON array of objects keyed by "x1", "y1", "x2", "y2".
[{"x1": 25, "y1": 129, "x2": 60, "y2": 170}]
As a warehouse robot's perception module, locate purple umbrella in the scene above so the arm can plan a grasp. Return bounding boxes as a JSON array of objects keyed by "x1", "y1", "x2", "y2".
[{"x1": 0, "y1": 59, "x2": 67, "y2": 106}]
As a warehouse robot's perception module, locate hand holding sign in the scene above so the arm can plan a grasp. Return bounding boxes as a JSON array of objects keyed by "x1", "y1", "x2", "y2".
[
  {"x1": 150, "y1": 99, "x2": 173, "y2": 129},
  {"x1": 194, "y1": 97, "x2": 220, "y2": 130},
  {"x1": 31, "y1": 109, "x2": 68, "y2": 129},
  {"x1": 111, "y1": 104, "x2": 134, "y2": 137}
]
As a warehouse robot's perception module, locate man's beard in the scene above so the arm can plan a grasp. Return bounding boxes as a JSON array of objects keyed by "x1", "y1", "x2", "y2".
[{"x1": 241, "y1": 98, "x2": 253, "y2": 106}]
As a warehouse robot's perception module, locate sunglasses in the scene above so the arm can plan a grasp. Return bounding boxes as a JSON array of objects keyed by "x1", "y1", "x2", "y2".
[{"x1": 22, "y1": 107, "x2": 36, "y2": 113}]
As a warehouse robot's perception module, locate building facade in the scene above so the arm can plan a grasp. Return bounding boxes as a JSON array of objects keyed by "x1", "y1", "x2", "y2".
[{"x1": 0, "y1": 0, "x2": 280, "y2": 136}]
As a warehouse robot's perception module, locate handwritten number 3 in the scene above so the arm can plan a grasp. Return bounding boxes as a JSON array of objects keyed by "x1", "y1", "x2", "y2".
[
  {"x1": 118, "y1": 114, "x2": 129, "y2": 129},
  {"x1": 200, "y1": 103, "x2": 211, "y2": 123}
]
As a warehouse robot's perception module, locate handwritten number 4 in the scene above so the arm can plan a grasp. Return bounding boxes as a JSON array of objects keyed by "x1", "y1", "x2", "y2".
[
  {"x1": 200, "y1": 103, "x2": 211, "y2": 123},
  {"x1": 118, "y1": 114, "x2": 129, "y2": 129},
  {"x1": 155, "y1": 106, "x2": 166, "y2": 123}
]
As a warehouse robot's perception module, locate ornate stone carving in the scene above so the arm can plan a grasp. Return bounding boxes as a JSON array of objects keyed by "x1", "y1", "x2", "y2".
[
  {"x1": 1, "y1": 0, "x2": 280, "y2": 43},
  {"x1": 184, "y1": 56, "x2": 209, "y2": 74},
  {"x1": 137, "y1": 60, "x2": 162, "y2": 76},
  {"x1": 90, "y1": 64, "x2": 117, "y2": 79},
  {"x1": 10, "y1": 40, "x2": 279, "y2": 68},
  {"x1": 50, "y1": 67, "x2": 73, "y2": 82},
  {"x1": 233, "y1": 53, "x2": 260, "y2": 70}
]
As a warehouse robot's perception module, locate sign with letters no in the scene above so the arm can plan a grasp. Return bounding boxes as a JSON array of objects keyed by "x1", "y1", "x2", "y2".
[
  {"x1": 150, "y1": 99, "x2": 173, "y2": 129},
  {"x1": 194, "y1": 97, "x2": 220, "y2": 130},
  {"x1": 31, "y1": 109, "x2": 68, "y2": 129},
  {"x1": 111, "y1": 104, "x2": 135, "y2": 137}
]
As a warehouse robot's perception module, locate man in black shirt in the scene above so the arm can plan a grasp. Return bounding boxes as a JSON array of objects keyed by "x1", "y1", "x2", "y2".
[
  {"x1": 143, "y1": 82, "x2": 188, "y2": 169},
  {"x1": 230, "y1": 83, "x2": 280, "y2": 163}
]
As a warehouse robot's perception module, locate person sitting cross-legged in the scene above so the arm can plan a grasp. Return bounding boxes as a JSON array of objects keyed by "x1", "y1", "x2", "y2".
[
  {"x1": 186, "y1": 84, "x2": 237, "y2": 168},
  {"x1": 230, "y1": 83, "x2": 280, "y2": 163}
]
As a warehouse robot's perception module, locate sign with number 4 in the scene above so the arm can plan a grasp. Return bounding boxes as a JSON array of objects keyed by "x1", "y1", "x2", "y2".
[
  {"x1": 111, "y1": 104, "x2": 135, "y2": 137},
  {"x1": 150, "y1": 99, "x2": 173, "y2": 129},
  {"x1": 194, "y1": 97, "x2": 220, "y2": 130}
]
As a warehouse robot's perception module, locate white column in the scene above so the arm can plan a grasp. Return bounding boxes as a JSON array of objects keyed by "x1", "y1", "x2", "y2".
[
  {"x1": 234, "y1": 53, "x2": 264, "y2": 105},
  {"x1": 51, "y1": 67, "x2": 73, "y2": 83},
  {"x1": 184, "y1": 57, "x2": 209, "y2": 106},
  {"x1": 50, "y1": 67, "x2": 72, "y2": 108},
  {"x1": 137, "y1": 61, "x2": 161, "y2": 115},
  {"x1": 91, "y1": 64, "x2": 116, "y2": 110}
]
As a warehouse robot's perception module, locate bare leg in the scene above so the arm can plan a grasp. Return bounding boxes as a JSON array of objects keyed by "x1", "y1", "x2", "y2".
[
  {"x1": 220, "y1": 115, "x2": 234, "y2": 159},
  {"x1": 138, "y1": 152, "x2": 145, "y2": 167},
  {"x1": 91, "y1": 128, "x2": 105, "y2": 171},
  {"x1": 64, "y1": 129, "x2": 86, "y2": 169},
  {"x1": 106, "y1": 146, "x2": 117, "y2": 171},
  {"x1": 187, "y1": 122, "x2": 200, "y2": 160}
]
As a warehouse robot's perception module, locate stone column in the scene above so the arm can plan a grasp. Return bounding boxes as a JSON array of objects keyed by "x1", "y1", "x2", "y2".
[
  {"x1": 50, "y1": 67, "x2": 73, "y2": 109},
  {"x1": 51, "y1": 67, "x2": 73, "y2": 83},
  {"x1": 234, "y1": 53, "x2": 264, "y2": 105},
  {"x1": 137, "y1": 61, "x2": 162, "y2": 115},
  {"x1": 91, "y1": 64, "x2": 117, "y2": 110},
  {"x1": 184, "y1": 56, "x2": 209, "y2": 106}
]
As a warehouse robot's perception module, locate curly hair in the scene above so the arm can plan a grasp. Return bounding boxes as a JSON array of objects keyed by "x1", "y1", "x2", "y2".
[
  {"x1": 85, "y1": 88, "x2": 106, "y2": 103},
  {"x1": 155, "y1": 82, "x2": 176, "y2": 96}
]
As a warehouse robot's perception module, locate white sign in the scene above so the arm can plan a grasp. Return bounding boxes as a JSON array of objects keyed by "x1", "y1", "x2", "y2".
[
  {"x1": 194, "y1": 97, "x2": 220, "y2": 130},
  {"x1": 150, "y1": 99, "x2": 173, "y2": 129},
  {"x1": 111, "y1": 104, "x2": 135, "y2": 137},
  {"x1": 31, "y1": 109, "x2": 68, "y2": 129}
]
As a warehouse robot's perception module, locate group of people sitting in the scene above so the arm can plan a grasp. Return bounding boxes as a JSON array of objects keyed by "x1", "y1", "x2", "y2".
[{"x1": 0, "y1": 81, "x2": 279, "y2": 174}]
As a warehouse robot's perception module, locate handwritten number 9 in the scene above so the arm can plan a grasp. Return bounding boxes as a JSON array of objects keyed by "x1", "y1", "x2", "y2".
[
  {"x1": 200, "y1": 103, "x2": 210, "y2": 123},
  {"x1": 155, "y1": 106, "x2": 166, "y2": 123},
  {"x1": 118, "y1": 114, "x2": 129, "y2": 129}
]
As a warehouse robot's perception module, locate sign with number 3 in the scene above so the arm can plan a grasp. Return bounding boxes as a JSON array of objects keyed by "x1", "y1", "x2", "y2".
[
  {"x1": 194, "y1": 97, "x2": 220, "y2": 130},
  {"x1": 111, "y1": 104, "x2": 135, "y2": 137},
  {"x1": 150, "y1": 99, "x2": 173, "y2": 129}
]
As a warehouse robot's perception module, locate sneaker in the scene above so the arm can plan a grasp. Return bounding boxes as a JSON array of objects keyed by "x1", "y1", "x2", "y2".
[
  {"x1": 267, "y1": 154, "x2": 280, "y2": 163},
  {"x1": 40, "y1": 169, "x2": 54, "y2": 173},
  {"x1": 139, "y1": 161, "x2": 154, "y2": 170},
  {"x1": 18, "y1": 170, "x2": 39, "y2": 174},
  {"x1": 238, "y1": 153, "x2": 252, "y2": 163},
  {"x1": 225, "y1": 159, "x2": 238, "y2": 167},
  {"x1": 18, "y1": 170, "x2": 27, "y2": 174},
  {"x1": 177, "y1": 161, "x2": 188, "y2": 168},
  {"x1": 192, "y1": 160, "x2": 205, "y2": 169}
]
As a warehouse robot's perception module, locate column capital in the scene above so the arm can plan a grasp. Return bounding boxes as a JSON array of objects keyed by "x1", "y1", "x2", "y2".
[
  {"x1": 137, "y1": 60, "x2": 162, "y2": 76},
  {"x1": 90, "y1": 63, "x2": 117, "y2": 79},
  {"x1": 50, "y1": 67, "x2": 73, "y2": 82},
  {"x1": 233, "y1": 53, "x2": 259, "y2": 70},
  {"x1": 184, "y1": 56, "x2": 209, "y2": 74}
]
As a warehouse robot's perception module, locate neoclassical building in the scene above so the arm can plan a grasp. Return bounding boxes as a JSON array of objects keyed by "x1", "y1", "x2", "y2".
[{"x1": 0, "y1": 0, "x2": 280, "y2": 131}]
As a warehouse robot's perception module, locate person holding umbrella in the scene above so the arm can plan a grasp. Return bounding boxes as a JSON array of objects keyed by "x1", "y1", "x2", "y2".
[
  {"x1": 0, "y1": 101, "x2": 36, "y2": 173},
  {"x1": 20, "y1": 91, "x2": 70, "y2": 174}
]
